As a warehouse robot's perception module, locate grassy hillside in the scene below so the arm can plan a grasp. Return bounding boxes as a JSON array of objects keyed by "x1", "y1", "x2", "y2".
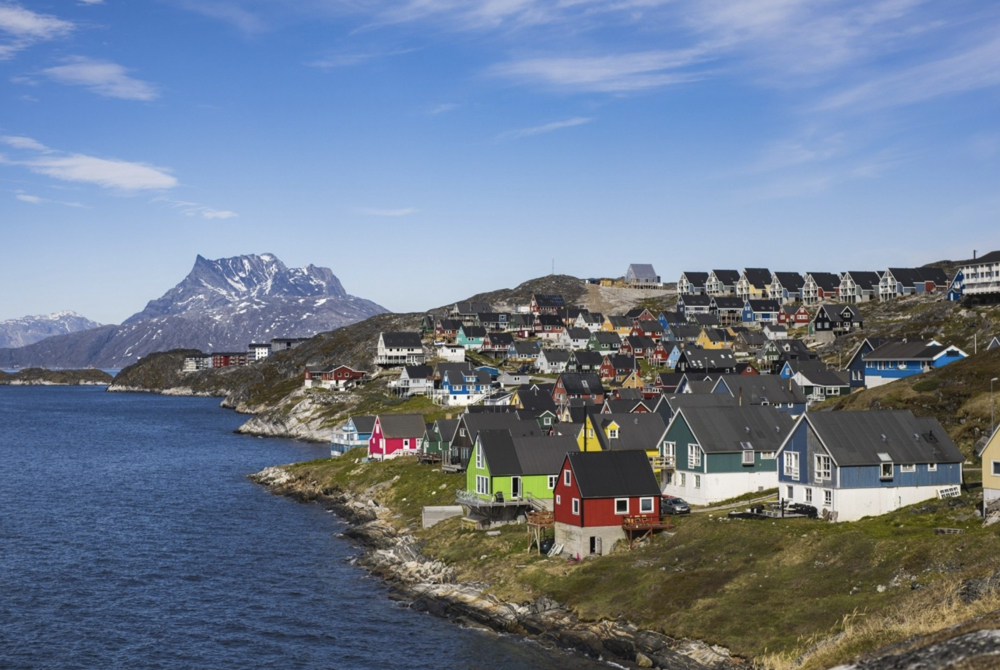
[{"x1": 282, "y1": 453, "x2": 1000, "y2": 668}]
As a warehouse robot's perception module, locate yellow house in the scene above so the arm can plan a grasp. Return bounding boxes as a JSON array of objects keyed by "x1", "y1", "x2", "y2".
[
  {"x1": 601, "y1": 315, "x2": 634, "y2": 336},
  {"x1": 575, "y1": 412, "x2": 667, "y2": 472},
  {"x1": 981, "y1": 425, "x2": 1000, "y2": 507},
  {"x1": 695, "y1": 328, "x2": 734, "y2": 350},
  {"x1": 620, "y1": 370, "x2": 644, "y2": 389}
]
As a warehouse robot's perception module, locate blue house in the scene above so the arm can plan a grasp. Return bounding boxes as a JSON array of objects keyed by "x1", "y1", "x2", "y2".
[
  {"x1": 438, "y1": 368, "x2": 493, "y2": 405},
  {"x1": 863, "y1": 339, "x2": 967, "y2": 388},
  {"x1": 843, "y1": 337, "x2": 896, "y2": 389},
  {"x1": 331, "y1": 415, "x2": 376, "y2": 456},
  {"x1": 776, "y1": 410, "x2": 964, "y2": 522},
  {"x1": 947, "y1": 269, "x2": 965, "y2": 302},
  {"x1": 741, "y1": 299, "x2": 780, "y2": 327}
]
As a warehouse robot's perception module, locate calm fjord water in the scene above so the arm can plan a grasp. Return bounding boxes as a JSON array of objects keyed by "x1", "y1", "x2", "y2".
[{"x1": 0, "y1": 387, "x2": 605, "y2": 669}]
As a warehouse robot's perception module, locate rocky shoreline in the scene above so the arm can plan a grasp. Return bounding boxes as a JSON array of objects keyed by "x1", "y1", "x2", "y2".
[{"x1": 249, "y1": 466, "x2": 743, "y2": 670}]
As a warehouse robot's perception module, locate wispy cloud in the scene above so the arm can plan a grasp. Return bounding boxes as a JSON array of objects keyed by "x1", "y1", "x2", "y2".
[
  {"x1": 307, "y1": 48, "x2": 415, "y2": 69},
  {"x1": 428, "y1": 102, "x2": 459, "y2": 115},
  {"x1": 42, "y1": 57, "x2": 160, "y2": 101},
  {"x1": 0, "y1": 3, "x2": 74, "y2": 59},
  {"x1": 489, "y1": 50, "x2": 706, "y2": 92},
  {"x1": 818, "y1": 33, "x2": 1000, "y2": 111},
  {"x1": 175, "y1": 0, "x2": 270, "y2": 34},
  {"x1": 153, "y1": 197, "x2": 239, "y2": 219},
  {"x1": 356, "y1": 207, "x2": 416, "y2": 216},
  {"x1": 1, "y1": 135, "x2": 177, "y2": 190},
  {"x1": 497, "y1": 116, "x2": 592, "y2": 141},
  {"x1": 13, "y1": 190, "x2": 86, "y2": 207}
]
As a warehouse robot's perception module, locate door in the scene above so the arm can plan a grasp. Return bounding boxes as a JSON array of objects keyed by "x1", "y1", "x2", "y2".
[
  {"x1": 589, "y1": 536, "x2": 601, "y2": 555},
  {"x1": 511, "y1": 476, "x2": 522, "y2": 500}
]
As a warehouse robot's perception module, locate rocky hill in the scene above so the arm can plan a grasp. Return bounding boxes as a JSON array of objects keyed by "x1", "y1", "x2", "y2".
[
  {"x1": 0, "y1": 254, "x2": 387, "y2": 369},
  {"x1": 0, "y1": 367, "x2": 113, "y2": 385},
  {"x1": 432, "y1": 274, "x2": 588, "y2": 314},
  {"x1": 0, "y1": 311, "x2": 102, "y2": 349}
]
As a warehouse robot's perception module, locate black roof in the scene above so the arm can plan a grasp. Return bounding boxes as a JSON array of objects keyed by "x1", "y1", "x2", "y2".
[
  {"x1": 843, "y1": 271, "x2": 882, "y2": 290},
  {"x1": 533, "y1": 294, "x2": 566, "y2": 308},
  {"x1": 559, "y1": 372, "x2": 605, "y2": 395},
  {"x1": 741, "y1": 268, "x2": 772, "y2": 286},
  {"x1": 348, "y1": 415, "x2": 377, "y2": 434},
  {"x1": 772, "y1": 272, "x2": 805, "y2": 291},
  {"x1": 711, "y1": 270, "x2": 741, "y2": 285},
  {"x1": 864, "y1": 339, "x2": 953, "y2": 361},
  {"x1": 567, "y1": 451, "x2": 661, "y2": 499},
  {"x1": 714, "y1": 374, "x2": 807, "y2": 405},
  {"x1": 679, "y1": 294, "x2": 713, "y2": 307},
  {"x1": 402, "y1": 364, "x2": 434, "y2": 379},
  {"x1": 805, "y1": 272, "x2": 840, "y2": 291},
  {"x1": 712, "y1": 296, "x2": 745, "y2": 309},
  {"x1": 680, "y1": 272, "x2": 709, "y2": 285},
  {"x1": 675, "y1": 405, "x2": 794, "y2": 454}
]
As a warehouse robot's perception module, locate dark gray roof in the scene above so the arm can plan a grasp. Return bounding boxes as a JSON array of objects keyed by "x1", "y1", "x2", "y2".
[
  {"x1": 669, "y1": 325, "x2": 703, "y2": 340},
  {"x1": 570, "y1": 350, "x2": 604, "y2": 367},
  {"x1": 772, "y1": 272, "x2": 805, "y2": 291},
  {"x1": 627, "y1": 264, "x2": 659, "y2": 281},
  {"x1": 565, "y1": 327, "x2": 591, "y2": 340},
  {"x1": 349, "y1": 415, "x2": 377, "y2": 434},
  {"x1": 714, "y1": 374, "x2": 807, "y2": 405},
  {"x1": 513, "y1": 436, "x2": 578, "y2": 475},
  {"x1": 844, "y1": 271, "x2": 882, "y2": 290},
  {"x1": 592, "y1": 332, "x2": 622, "y2": 345},
  {"x1": 712, "y1": 270, "x2": 740, "y2": 285},
  {"x1": 680, "y1": 272, "x2": 709, "y2": 285},
  {"x1": 656, "y1": 393, "x2": 739, "y2": 417},
  {"x1": 462, "y1": 414, "x2": 541, "y2": 443},
  {"x1": 886, "y1": 267, "x2": 948, "y2": 288},
  {"x1": 485, "y1": 332, "x2": 514, "y2": 346},
  {"x1": 806, "y1": 272, "x2": 840, "y2": 291},
  {"x1": 517, "y1": 387, "x2": 558, "y2": 413},
  {"x1": 402, "y1": 364, "x2": 433, "y2": 379},
  {"x1": 455, "y1": 301, "x2": 493, "y2": 314},
  {"x1": 679, "y1": 294, "x2": 713, "y2": 307},
  {"x1": 559, "y1": 372, "x2": 605, "y2": 396},
  {"x1": 689, "y1": 313, "x2": 719, "y2": 326},
  {"x1": 815, "y1": 304, "x2": 861, "y2": 323},
  {"x1": 510, "y1": 341, "x2": 541, "y2": 355},
  {"x1": 437, "y1": 318, "x2": 462, "y2": 330},
  {"x1": 533, "y1": 294, "x2": 565, "y2": 308},
  {"x1": 478, "y1": 430, "x2": 521, "y2": 476},
  {"x1": 567, "y1": 450, "x2": 661, "y2": 499},
  {"x1": 865, "y1": 340, "x2": 949, "y2": 361},
  {"x1": 460, "y1": 325, "x2": 487, "y2": 338},
  {"x1": 377, "y1": 413, "x2": 427, "y2": 438},
  {"x1": 742, "y1": 268, "x2": 772, "y2": 286},
  {"x1": 540, "y1": 348, "x2": 571, "y2": 363},
  {"x1": 803, "y1": 410, "x2": 963, "y2": 466},
  {"x1": 434, "y1": 418, "x2": 460, "y2": 441},
  {"x1": 676, "y1": 406, "x2": 794, "y2": 454},
  {"x1": 679, "y1": 348, "x2": 737, "y2": 370},
  {"x1": 593, "y1": 413, "x2": 666, "y2": 452},
  {"x1": 381, "y1": 332, "x2": 422, "y2": 348},
  {"x1": 435, "y1": 361, "x2": 474, "y2": 377},
  {"x1": 625, "y1": 335, "x2": 656, "y2": 349},
  {"x1": 712, "y1": 296, "x2": 745, "y2": 309},
  {"x1": 747, "y1": 299, "x2": 780, "y2": 312}
]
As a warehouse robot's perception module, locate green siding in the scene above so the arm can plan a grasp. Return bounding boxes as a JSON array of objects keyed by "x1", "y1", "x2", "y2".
[
  {"x1": 466, "y1": 444, "x2": 493, "y2": 500},
  {"x1": 664, "y1": 415, "x2": 705, "y2": 474},
  {"x1": 708, "y1": 452, "x2": 778, "y2": 474}
]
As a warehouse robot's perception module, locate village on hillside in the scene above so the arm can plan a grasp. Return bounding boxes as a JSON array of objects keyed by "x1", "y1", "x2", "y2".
[{"x1": 185, "y1": 255, "x2": 1000, "y2": 559}]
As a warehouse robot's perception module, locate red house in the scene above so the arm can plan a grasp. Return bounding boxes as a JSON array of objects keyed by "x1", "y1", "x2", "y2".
[
  {"x1": 778, "y1": 306, "x2": 811, "y2": 325},
  {"x1": 553, "y1": 451, "x2": 662, "y2": 557},
  {"x1": 212, "y1": 352, "x2": 249, "y2": 368},
  {"x1": 599, "y1": 354, "x2": 639, "y2": 382},
  {"x1": 368, "y1": 414, "x2": 426, "y2": 461}
]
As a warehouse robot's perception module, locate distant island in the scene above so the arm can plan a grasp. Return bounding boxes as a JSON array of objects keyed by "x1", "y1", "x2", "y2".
[{"x1": 0, "y1": 368, "x2": 114, "y2": 386}]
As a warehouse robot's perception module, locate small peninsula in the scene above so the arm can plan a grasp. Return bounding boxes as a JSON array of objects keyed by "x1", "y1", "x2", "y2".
[{"x1": 0, "y1": 368, "x2": 114, "y2": 386}]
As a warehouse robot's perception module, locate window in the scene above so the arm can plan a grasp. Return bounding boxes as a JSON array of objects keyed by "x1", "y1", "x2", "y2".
[
  {"x1": 475, "y1": 475, "x2": 490, "y2": 495},
  {"x1": 742, "y1": 449, "x2": 755, "y2": 466},
  {"x1": 900, "y1": 464, "x2": 916, "y2": 473},
  {"x1": 787, "y1": 485, "x2": 794, "y2": 499},
  {"x1": 880, "y1": 462, "x2": 894, "y2": 480},
  {"x1": 823, "y1": 490, "x2": 833, "y2": 506},
  {"x1": 694, "y1": 475, "x2": 701, "y2": 489},
  {"x1": 572, "y1": 498, "x2": 580, "y2": 515},
  {"x1": 784, "y1": 452, "x2": 800, "y2": 480},
  {"x1": 548, "y1": 475, "x2": 557, "y2": 490},
  {"x1": 555, "y1": 494, "x2": 561, "y2": 505},
  {"x1": 587, "y1": 429, "x2": 594, "y2": 438},
  {"x1": 475, "y1": 448, "x2": 483, "y2": 469},
  {"x1": 615, "y1": 498, "x2": 629, "y2": 515},
  {"x1": 403, "y1": 439, "x2": 410, "y2": 448},
  {"x1": 688, "y1": 445, "x2": 703, "y2": 469},
  {"x1": 814, "y1": 454, "x2": 832, "y2": 482},
  {"x1": 663, "y1": 441, "x2": 676, "y2": 458},
  {"x1": 679, "y1": 473, "x2": 687, "y2": 487},
  {"x1": 608, "y1": 428, "x2": 619, "y2": 439},
  {"x1": 564, "y1": 469, "x2": 572, "y2": 486},
  {"x1": 805, "y1": 488, "x2": 813, "y2": 503},
  {"x1": 640, "y1": 497, "x2": 654, "y2": 514},
  {"x1": 459, "y1": 428, "x2": 466, "y2": 437},
  {"x1": 928, "y1": 463, "x2": 938, "y2": 472},
  {"x1": 760, "y1": 451, "x2": 776, "y2": 460},
  {"x1": 544, "y1": 417, "x2": 552, "y2": 426}
]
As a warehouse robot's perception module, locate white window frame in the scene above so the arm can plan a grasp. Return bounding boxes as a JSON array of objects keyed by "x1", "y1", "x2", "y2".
[
  {"x1": 688, "y1": 445, "x2": 703, "y2": 469},
  {"x1": 403, "y1": 438, "x2": 410, "y2": 448},
  {"x1": 663, "y1": 441, "x2": 676, "y2": 458},
  {"x1": 880, "y1": 462, "x2": 894, "y2": 480},
  {"x1": 614, "y1": 498, "x2": 629, "y2": 515},
  {"x1": 784, "y1": 452, "x2": 800, "y2": 480},
  {"x1": 475, "y1": 475, "x2": 490, "y2": 496},
  {"x1": 476, "y1": 448, "x2": 483, "y2": 470},
  {"x1": 564, "y1": 469, "x2": 572, "y2": 486},
  {"x1": 786, "y1": 485, "x2": 794, "y2": 499},
  {"x1": 639, "y1": 497, "x2": 655, "y2": 514},
  {"x1": 694, "y1": 474, "x2": 701, "y2": 489},
  {"x1": 742, "y1": 449, "x2": 755, "y2": 466},
  {"x1": 760, "y1": 451, "x2": 776, "y2": 460},
  {"x1": 928, "y1": 463, "x2": 938, "y2": 472},
  {"x1": 555, "y1": 494, "x2": 561, "y2": 505},
  {"x1": 900, "y1": 464, "x2": 916, "y2": 473},
  {"x1": 823, "y1": 489, "x2": 833, "y2": 506},
  {"x1": 814, "y1": 454, "x2": 832, "y2": 482},
  {"x1": 804, "y1": 488, "x2": 812, "y2": 504},
  {"x1": 679, "y1": 472, "x2": 686, "y2": 487},
  {"x1": 572, "y1": 498, "x2": 580, "y2": 515},
  {"x1": 548, "y1": 475, "x2": 557, "y2": 490}
]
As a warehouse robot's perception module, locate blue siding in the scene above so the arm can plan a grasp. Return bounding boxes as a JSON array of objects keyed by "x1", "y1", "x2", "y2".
[
  {"x1": 777, "y1": 421, "x2": 811, "y2": 485},
  {"x1": 932, "y1": 350, "x2": 966, "y2": 368},
  {"x1": 838, "y1": 463, "x2": 961, "y2": 489}
]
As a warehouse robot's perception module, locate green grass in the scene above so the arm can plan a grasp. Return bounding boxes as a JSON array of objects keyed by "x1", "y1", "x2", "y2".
[{"x1": 277, "y1": 453, "x2": 1000, "y2": 664}]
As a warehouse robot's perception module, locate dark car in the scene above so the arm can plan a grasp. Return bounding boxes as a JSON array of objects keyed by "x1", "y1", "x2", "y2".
[{"x1": 660, "y1": 496, "x2": 691, "y2": 515}]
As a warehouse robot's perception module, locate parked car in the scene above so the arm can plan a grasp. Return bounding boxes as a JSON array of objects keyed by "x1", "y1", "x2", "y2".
[{"x1": 660, "y1": 496, "x2": 690, "y2": 515}]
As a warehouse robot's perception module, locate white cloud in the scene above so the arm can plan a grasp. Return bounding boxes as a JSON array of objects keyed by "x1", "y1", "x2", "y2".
[
  {"x1": 489, "y1": 50, "x2": 706, "y2": 92},
  {"x1": 0, "y1": 3, "x2": 74, "y2": 59},
  {"x1": 197, "y1": 207, "x2": 238, "y2": 219},
  {"x1": 497, "y1": 116, "x2": 592, "y2": 140},
  {"x1": 22, "y1": 154, "x2": 177, "y2": 190},
  {"x1": 357, "y1": 207, "x2": 416, "y2": 216},
  {"x1": 153, "y1": 197, "x2": 239, "y2": 219},
  {"x1": 15, "y1": 192, "x2": 41, "y2": 204},
  {"x1": 43, "y1": 57, "x2": 159, "y2": 101},
  {"x1": 77, "y1": 0, "x2": 104, "y2": 4},
  {"x1": 428, "y1": 103, "x2": 459, "y2": 115},
  {"x1": 1, "y1": 135, "x2": 50, "y2": 152}
]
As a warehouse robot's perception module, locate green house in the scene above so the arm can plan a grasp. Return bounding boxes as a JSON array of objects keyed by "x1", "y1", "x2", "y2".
[
  {"x1": 465, "y1": 430, "x2": 577, "y2": 509},
  {"x1": 456, "y1": 325, "x2": 487, "y2": 350},
  {"x1": 420, "y1": 417, "x2": 459, "y2": 463},
  {"x1": 661, "y1": 405, "x2": 793, "y2": 506}
]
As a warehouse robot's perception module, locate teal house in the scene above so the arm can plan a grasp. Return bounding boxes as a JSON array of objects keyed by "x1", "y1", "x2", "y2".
[
  {"x1": 456, "y1": 325, "x2": 487, "y2": 350},
  {"x1": 661, "y1": 406, "x2": 793, "y2": 506}
]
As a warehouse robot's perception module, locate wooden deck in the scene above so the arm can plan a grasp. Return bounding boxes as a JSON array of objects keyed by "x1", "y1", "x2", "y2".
[
  {"x1": 622, "y1": 515, "x2": 674, "y2": 549},
  {"x1": 526, "y1": 510, "x2": 555, "y2": 554}
]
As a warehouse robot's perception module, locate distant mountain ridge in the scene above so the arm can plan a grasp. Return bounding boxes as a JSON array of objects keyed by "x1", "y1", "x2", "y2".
[
  {"x1": 0, "y1": 254, "x2": 387, "y2": 369},
  {"x1": 0, "y1": 311, "x2": 102, "y2": 349}
]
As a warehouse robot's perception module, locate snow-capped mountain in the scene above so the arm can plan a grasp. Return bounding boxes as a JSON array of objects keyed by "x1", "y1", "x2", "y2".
[
  {"x1": 0, "y1": 254, "x2": 388, "y2": 369},
  {"x1": 0, "y1": 311, "x2": 102, "y2": 349}
]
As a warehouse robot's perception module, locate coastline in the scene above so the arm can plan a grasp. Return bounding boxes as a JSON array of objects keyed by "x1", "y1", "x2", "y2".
[{"x1": 249, "y1": 466, "x2": 742, "y2": 670}]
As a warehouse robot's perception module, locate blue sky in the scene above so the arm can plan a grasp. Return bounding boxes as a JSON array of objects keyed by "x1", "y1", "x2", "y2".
[{"x1": 2, "y1": 0, "x2": 1000, "y2": 324}]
